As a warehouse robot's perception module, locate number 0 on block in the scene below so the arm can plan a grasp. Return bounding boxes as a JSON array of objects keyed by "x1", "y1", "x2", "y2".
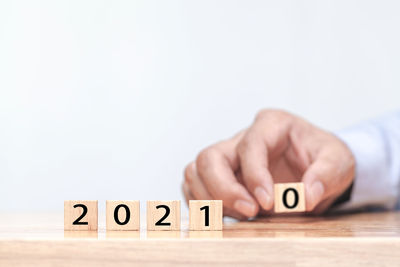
[
  {"x1": 274, "y1": 183, "x2": 306, "y2": 213},
  {"x1": 106, "y1": 200, "x2": 140, "y2": 231}
]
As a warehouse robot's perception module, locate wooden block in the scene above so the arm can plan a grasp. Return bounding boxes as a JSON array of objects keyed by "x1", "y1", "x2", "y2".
[
  {"x1": 147, "y1": 200, "x2": 180, "y2": 231},
  {"x1": 274, "y1": 183, "x2": 306, "y2": 213},
  {"x1": 106, "y1": 200, "x2": 140, "y2": 231},
  {"x1": 189, "y1": 200, "x2": 223, "y2": 231},
  {"x1": 64, "y1": 200, "x2": 98, "y2": 231}
]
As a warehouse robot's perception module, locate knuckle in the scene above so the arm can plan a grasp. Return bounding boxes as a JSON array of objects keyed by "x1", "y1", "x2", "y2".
[
  {"x1": 255, "y1": 109, "x2": 270, "y2": 121},
  {"x1": 269, "y1": 109, "x2": 291, "y2": 121},
  {"x1": 236, "y1": 132, "x2": 254, "y2": 155},
  {"x1": 255, "y1": 109, "x2": 290, "y2": 122},
  {"x1": 196, "y1": 147, "x2": 219, "y2": 171}
]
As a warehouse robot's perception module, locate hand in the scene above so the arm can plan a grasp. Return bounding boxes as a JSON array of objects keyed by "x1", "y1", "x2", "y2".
[{"x1": 182, "y1": 109, "x2": 355, "y2": 219}]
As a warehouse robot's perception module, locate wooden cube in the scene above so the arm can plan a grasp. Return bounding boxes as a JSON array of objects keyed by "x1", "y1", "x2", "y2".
[
  {"x1": 106, "y1": 200, "x2": 140, "y2": 231},
  {"x1": 189, "y1": 200, "x2": 223, "y2": 231},
  {"x1": 147, "y1": 200, "x2": 180, "y2": 231},
  {"x1": 64, "y1": 200, "x2": 98, "y2": 231},
  {"x1": 274, "y1": 183, "x2": 306, "y2": 213}
]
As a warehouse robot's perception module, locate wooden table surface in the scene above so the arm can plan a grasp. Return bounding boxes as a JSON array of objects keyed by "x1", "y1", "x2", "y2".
[{"x1": 1, "y1": 211, "x2": 400, "y2": 266}]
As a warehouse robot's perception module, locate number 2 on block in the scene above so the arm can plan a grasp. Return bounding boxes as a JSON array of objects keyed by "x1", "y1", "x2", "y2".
[
  {"x1": 64, "y1": 200, "x2": 98, "y2": 231},
  {"x1": 72, "y1": 204, "x2": 88, "y2": 225},
  {"x1": 155, "y1": 205, "x2": 171, "y2": 226},
  {"x1": 147, "y1": 201, "x2": 181, "y2": 230}
]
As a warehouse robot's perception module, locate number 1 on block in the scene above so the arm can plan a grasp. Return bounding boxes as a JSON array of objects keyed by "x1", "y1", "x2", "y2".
[{"x1": 189, "y1": 200, "x2": 223, "y2": 231}]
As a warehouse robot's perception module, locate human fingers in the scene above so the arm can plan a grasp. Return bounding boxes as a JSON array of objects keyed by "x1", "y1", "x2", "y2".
[
  {"x1": 184, "y1": 162, "x2": 213, "y2": 200},
  {"x1": 302, "y1": 144, "x2": 355, "y2": 212},
  {"x1": 237, "y1": 110, "x2": 293, "y2": 210},
  {"x1": 182, "y1": 166, "x2": 247, "y2": 220},
  {"x1": 196, "y1": 143, "x2": 259, "y2": 218}
]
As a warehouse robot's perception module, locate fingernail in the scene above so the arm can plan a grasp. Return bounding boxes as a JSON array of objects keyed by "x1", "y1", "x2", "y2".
[
  {"x1": 234, "y1": 200, "x2": 257, "y2": 217},
  {"x1": 254, "y1": 186, "x2": 272, "y2": 210},
  {"x1": 310, "y1": 181, "x2": 324, "y2": 205}
]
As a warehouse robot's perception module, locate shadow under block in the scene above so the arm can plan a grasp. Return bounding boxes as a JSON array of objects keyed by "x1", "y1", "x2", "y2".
[
  {"x1": 64, "y1": 200, "x2": 98, "y2": 231},
  {"x1": 274, "y1": 183, "x2": 306, "y2": 213},
  {"x1": 147, "y1": 200, "x2": 180, "y2": 231},
  {"x1": 189, "y1": 200, "x2": 223, "y2": 231},
  {"x1": 106, "y1": 200, "x2": 140, "y2": 231}
]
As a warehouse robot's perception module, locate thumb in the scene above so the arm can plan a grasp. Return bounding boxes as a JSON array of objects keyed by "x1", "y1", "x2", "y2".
[{"x1": 302, "y1": 158, "x2": 337, "y2": 212}]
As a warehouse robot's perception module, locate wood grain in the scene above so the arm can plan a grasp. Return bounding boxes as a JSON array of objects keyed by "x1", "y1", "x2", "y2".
[
  {"x1": 1, "y1": 238, "x2": 399, "y2": 266},
  {"x1": 1, "y1": 211, "x2": 400, "y2": 266}
]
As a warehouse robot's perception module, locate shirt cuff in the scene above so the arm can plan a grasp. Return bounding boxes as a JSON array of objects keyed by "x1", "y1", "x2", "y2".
[{"x1": 332, "y1": 126, "x2": 398, "y2": 211}]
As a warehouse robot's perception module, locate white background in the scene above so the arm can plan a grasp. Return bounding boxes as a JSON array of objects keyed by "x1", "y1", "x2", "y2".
[{"x1": 0, "y1": 0, "x2": 399, "y2": 212}]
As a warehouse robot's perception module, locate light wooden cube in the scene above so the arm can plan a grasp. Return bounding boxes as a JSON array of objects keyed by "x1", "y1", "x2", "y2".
[
  {"x1": 189, "y1": 200, "x2": 223, "y2": 231},
  {"x1": 106, "y1": 200, "x2": 140, "y2": 231},
  {"x1": 64, "y1": 200, "x2": 98, "y2": 231},
  {"x1": 147, "y1": 200, "x2": 180, "y2": 231},
  {"x1": 274, "y1": 183, "x2": 306, "y2": 213}
]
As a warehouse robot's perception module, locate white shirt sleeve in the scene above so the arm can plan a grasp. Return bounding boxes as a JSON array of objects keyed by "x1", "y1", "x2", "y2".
[{"x1": 333, "y1": 111, "x2": 400, "y2": 211}]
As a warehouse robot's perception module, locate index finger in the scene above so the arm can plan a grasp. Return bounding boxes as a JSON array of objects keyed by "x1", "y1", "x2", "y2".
[
  {"x1": 196, "y1": 142, "x2": 259, "y2": 218},
  {"x1": 237, "y1": 110, "x2": 293, "y2": 210}
]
